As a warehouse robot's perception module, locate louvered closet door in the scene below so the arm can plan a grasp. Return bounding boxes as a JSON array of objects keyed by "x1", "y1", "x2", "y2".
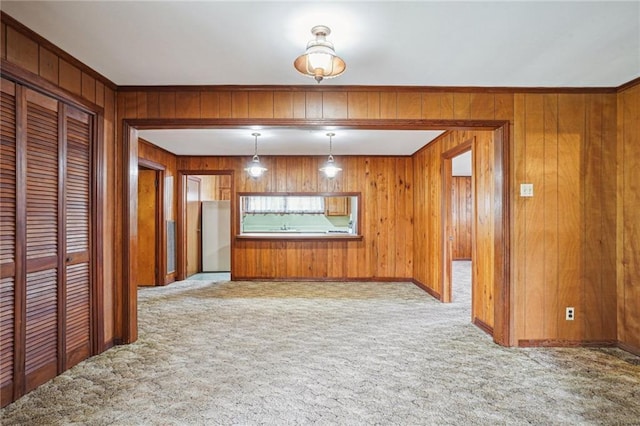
[
  {"x1": 0, "y1": 78, "x2": 17, "y2": 406},
  {"x1": 63, "y1": 106, "x2": 92, "y2": 368},
  {"x1": 24, "y1": 89, "x2": 60, "y2": 392}
]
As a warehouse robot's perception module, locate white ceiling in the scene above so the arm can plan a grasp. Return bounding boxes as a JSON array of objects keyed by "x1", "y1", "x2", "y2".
[
  {"x1": 3, "y1": 1, "x2": 638, "y2": 156},
  {"x1": 138, "y1": 128, "x2": 445, "y2": 156}
]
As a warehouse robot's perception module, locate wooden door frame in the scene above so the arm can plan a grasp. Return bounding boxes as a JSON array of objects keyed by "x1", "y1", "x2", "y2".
[
  {"x1": 137, "y1": 159, "x2": 166, "y2": 286},
  {"x1": 441, "y1": 139, "x2": 473, "y2": 304},
  {"x1": 120, "y1": 118, "x2": 511, "y2": 346}
]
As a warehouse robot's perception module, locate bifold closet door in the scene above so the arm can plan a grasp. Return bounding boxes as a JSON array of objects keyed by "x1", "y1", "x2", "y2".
[
  {"x1": 63, "y1": 106, "x2": 92, "y2": 369},
  {"x1": 24, "y1": 89, "x2": 60, "y2": 392},
  {"x1": 0, "y1": 78, "x2": 93, "y2": 405},
  {"x1": 0, "y1": 78, "x2": 17, "y2": 407}
]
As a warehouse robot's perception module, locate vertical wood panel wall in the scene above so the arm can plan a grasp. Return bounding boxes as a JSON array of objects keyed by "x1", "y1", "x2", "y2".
[
  {"x1": 513, "y1": 93, "x2": 618, "y2": 345},
  {"x1": 451, "y1": 177, "x2": 472, "y2": 260},
  {"x1": 1, "y1": 13, "x2": 117, "y2": 349},
  {"x1": 178, "y1": 155, "x2": 414, "y2": 280},
  {"x1": 413, "y1": 130, "x2": 497, "y2": 330},
  {"x1": 618, "y1": 83, "x2": 640, "y2": 354},
  {"x1": 118, "y1": 87, "x2": 620, "y2": 346}
]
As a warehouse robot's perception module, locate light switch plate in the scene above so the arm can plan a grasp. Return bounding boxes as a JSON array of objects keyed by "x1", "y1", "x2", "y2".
[{"x1": 520, "y1": 183, "x2": 534, "y2": 197}]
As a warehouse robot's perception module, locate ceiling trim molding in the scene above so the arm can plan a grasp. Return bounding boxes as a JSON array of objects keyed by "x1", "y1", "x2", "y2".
[
  {"x1": 117, "y1": 84, "x2": 617, "y2": 94},
  {"x1": 617, "y1": 76, "x2": 640, "y2": 92},
  {"x1": 1, "y1": 11, "x2": 118, "y2": 90},
  {"x1": 125, "y1": 118, "x2": 506, "y2": 131}
]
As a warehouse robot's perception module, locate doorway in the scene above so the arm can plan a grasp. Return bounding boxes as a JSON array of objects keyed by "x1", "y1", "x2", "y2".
[
  {"x1": 136, "y1": 162, "x2": 165, "y2": 286},
  {"x1": 121, "y1": 120, "x2": 510, "y2": 346},
  {"x1": 185, "y1": 176, "x2": 201, "y2": 278},
  {"x1": 182, "y1": 173, "x2": 233, "y2": 280}
]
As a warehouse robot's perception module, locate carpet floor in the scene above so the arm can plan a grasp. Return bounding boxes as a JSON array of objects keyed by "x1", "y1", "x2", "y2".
[{"x1": 1, "y1": 262, "x2": 639, "y2": 425}]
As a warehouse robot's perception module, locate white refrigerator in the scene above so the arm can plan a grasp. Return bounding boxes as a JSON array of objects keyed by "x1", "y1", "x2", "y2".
[{"x1": 201, "y1": 201, "x2": 231, "y2": 271}]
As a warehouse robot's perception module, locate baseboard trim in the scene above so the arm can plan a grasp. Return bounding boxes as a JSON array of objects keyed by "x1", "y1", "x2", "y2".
[
  {"x1": 473, "y1": 317, "x2": 494, "y2": 336},
  {"x1": 618, "y1": 341, "x2": 640, "y2": 357},
  {"x1": 517, "y1": 339, "x2": 618, "y2": 348},
  {"x1": 410, "y1": 279, "x2": 442, "y2": 301},
  {"x1": 231, "y1": 276, "x2": 414, "y2": 283}
]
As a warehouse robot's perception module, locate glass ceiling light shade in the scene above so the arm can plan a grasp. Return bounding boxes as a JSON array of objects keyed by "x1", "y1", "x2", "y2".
[
  {"x1": 244, "y1": 132, "x2": 267, "y2": 179},
  {"x1": 319, "y1": 132, "x2": 342, "y2": 178},
  {"x1": 294, "y1": 25, "x2": 346, "y2": 83}
]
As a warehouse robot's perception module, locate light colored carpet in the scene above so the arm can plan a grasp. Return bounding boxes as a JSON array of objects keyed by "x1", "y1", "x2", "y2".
[{"x1": 2, "y1": 261, "x2": 639, "y2": 425}]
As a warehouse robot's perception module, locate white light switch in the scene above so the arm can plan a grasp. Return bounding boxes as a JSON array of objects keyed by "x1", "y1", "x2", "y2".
[{"x1": 520, "y1": 183, "x2": 534, "y2": 197}]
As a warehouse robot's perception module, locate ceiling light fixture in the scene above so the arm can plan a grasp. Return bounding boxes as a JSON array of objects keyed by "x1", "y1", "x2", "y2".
[
  {"x1": 294, "y1": 25, "x2": 346, "y2": 83},
  {"x1": 244, "y1": 132, "x2": 267, "y2": 178},
  {"x1": 319, "y1": 132, "x2": 342, "y2": 178}
]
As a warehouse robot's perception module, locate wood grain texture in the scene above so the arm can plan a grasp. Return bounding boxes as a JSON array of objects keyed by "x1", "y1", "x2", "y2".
[
  {"x1": 114, "y1": 84, "x2": 620, "y2": 349},
  {"x1": 5, "y1": 27, "x2": 38, "y2": 75},
  {"x1": 618, "y1": 83, "x2": 640, "y2": 352},
  {"x1": 451, "y1": 177, "x2": 472, "y2": 260},
  {"x1": 137, "y1": 169, "x2": 157, "y2": 286}
]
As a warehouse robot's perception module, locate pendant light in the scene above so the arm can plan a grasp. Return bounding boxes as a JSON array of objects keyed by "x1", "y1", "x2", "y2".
[
  {"x1": 244, "y1": 132, "x2": 267, "y2": 178},
  {"x1": 294, "y1": 25, "x2": 346, "y2": 83},
  {"x1": 319, "y1": 132, "x2": 341, "y2": 178}
]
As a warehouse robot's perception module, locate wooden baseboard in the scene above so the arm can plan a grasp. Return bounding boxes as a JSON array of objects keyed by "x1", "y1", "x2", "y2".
[
  {"x1": 518, "y1": 339, "x2": 618, "y2": 348},
  {"x1": 231, "y1": 276, "x2": 414, "y2": 283},
  {"x1": 618, "y1": 341, "x2": 640, "y2": 357},
  {"x1": 410, "y1": 279, "x2": 442, "y2": 300},
  {"x1": 473, "y1": 317, "x2": 493, "y2": 336}
]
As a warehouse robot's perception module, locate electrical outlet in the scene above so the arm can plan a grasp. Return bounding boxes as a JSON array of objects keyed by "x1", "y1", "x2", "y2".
[
  {"x1": 566, "y1": 307, "x2": 575, "y2": 321},
  {"x1": 520, "y1": 183, "x2": 534, "y2": 197}
]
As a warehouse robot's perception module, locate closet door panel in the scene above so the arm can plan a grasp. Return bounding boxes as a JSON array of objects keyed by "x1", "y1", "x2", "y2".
[
  {"x1": 24, "y1": 88, "x2": 59, "y2": 391},
  {"x1": 0, "y1": 78, "x2": 16, "y2": 405},
  {"x1": 64, "y1": 107, "x2": 91, "y2": 367}
]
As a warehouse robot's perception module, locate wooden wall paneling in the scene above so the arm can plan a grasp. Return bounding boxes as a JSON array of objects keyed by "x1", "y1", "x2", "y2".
[
  {"x1": 231, "y1": 92, "x2": 248, "y2": 118},
  {"x1": 470, "y1": 93, "x2": 495, "y2": 120},
  {"x1": 158, "y1": 92, "x2": 176, "y2": 119},
  {"x1": 367, "y1": 92, "x2": 380, "y2": 119},
  {"x1": 600, "y1": 94, "x2": 617, "y2": 340},
  {"x1": 556, "y1": 94, "x2": 584, "y2": 341},
  {"x1": 305, "y1": 91, "x2": 322, "y2": 119},
  {"x1": 218, "y1": 92, "x2": 232, "y2": 118},
  {"x1": 522, "y1": 94, "x2": 545, "y2": 339},
  {"x1": 512, "y1": 94, "x2": 527, "y2": 340},
  {"x1": 81, "y1": 73, "x2": 95, "y2": 104},
  {"x1": 38, "y1": 47, "x2": 58, "y2": 85},
  {"x1": 542, "y1": 94, "x2": 559, "y2": 339},
  {"x1": 5, "y1": 27, "x2": 38, "y2": 75},
  {"x1": 94, "y1": 81, "x2": 104, "y2": 108},
  {"x1": 58, "y1": 59, "x2": 81, "y2": 96},
  {"x1": 347, "y1": 92, "x2": 368, "y2": 119},
  {"x1": 322, "y1": 92, "x2": 347, "y2": 119},
  {"x1": 292, "y1": 92, "x2": 306, "y2": 119},
  {"x1": 441, "y1": 93, "x2": 455, "y2": 119},
  {"x1": 494, "y1": 93, "x2": 514, "y2": 122},
  {"x1": 619, "y1": 84, "x2": 640, "y2": 351},
  {"x1": 583, "y1": 94, "x2": 604, "y2": 340},
  {"x1": 145, "y1": 92, "x2": 160, "y2": 119},
  {"x1": 135, "y1": 92, "x2": 147, "y2": 119},
  {"x1": 273, "y1": 92, "x2": 292, "y2": 119},
  {"x1": 121, "y1": 92, "x2": 137, "y2": 120},
  {"x1": 453, "y1": 93, "x2": 471, "y2": 120},
  {"x1": 102, "y1": 85, "x2": 115, "y2": 347},
  {"x1": 176, "y1": 91, "x2": 200, "y2": 119},
  {"x1": 248, "y1": 91, "x2": 274, "y2": 118},
  {"x1": 200, "y1": 92, "x2": 219, "y2": 118},
  {"x1": 1, "y1": 22, "x2": 6, "y2": 59},
  {"x1": 379, "y1": 92, "x2": 397, "y2": 119},
  {"x1": 452, "y1": 176, "x2": 472, "y2": 260},
  {"x1": 397, "y1": 93, "x2": 421, "y2": 119}
]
